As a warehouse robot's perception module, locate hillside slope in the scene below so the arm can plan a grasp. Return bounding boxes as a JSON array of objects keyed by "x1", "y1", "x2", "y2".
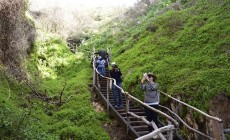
[{"x1": 87, "y1": 0, "x2": 230, "y2": 109}]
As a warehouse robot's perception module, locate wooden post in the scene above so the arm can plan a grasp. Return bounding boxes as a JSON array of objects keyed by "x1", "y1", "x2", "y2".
[
  {"x1": 107, "y1": 79, "x2": 109, "y2": 115},
  {"x1": 97, "y1": 74, "x2": 100, "y2": 88},
  {"x1": 93, "y1": 69, "x2": 96, "y2": 86},
  {"x1": 220, "y1": 121, "x2": 227, "y2": 140},
  {"x1": 152, "y1": 121, "x2": 167, "y2": 140},
  {"x1": 136, "y1": 125, "x2": 174, "y2": 140},
  {"x1": 167, "y1": 121, "x2": 173, "y2": 140},
  {"x1": 126, "y1": 94, "x2": 130, "y2": 134}
]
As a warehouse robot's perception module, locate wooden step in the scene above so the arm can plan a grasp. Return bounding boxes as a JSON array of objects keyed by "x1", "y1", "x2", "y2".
[
  {"x1": 133, "y1": 125, "x2": 149, "y2": 131},
  {"x1": 120, "y1": 112, "x2": 145, "y2": 117},
  {"x1": 137, "y1": 131, "x2": 149, "y2": 136},
  {"x1": 124, "y1": 116, "x2": 147, "y2": 121},
  {"x1": 117, "y1": 108, "x2": 143, "y2": 113},
  {"x1": 129, "y1": 121, "x2": 147, "y2": 126}
]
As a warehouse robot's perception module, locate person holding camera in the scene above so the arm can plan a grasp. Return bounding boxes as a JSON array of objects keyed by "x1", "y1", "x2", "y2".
[
  {"x1": 141, "y1": 73, "x2": 160, "y2": 132},
  {"x1": 110, "y1": 62, "x2": 123, "y2": 109}
]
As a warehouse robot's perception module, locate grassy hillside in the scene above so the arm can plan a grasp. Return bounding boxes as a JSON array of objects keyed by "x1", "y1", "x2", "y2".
[
  {"x1": 85, "y1": 0, "x2": 230, "y2": 111},
  {"x1": 0, "y1": 37, "x2": 109, "y2": 139}
]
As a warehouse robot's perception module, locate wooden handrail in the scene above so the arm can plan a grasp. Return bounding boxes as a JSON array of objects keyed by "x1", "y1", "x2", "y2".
[
  {"x1": 159, "y1": 105, "x2": 214, "y2": 140},
  {"x1": 127, "y1": 94, "x2": 179, "y2": 127},
  {"x1": 136, "y1": 125, "x2": 175, "y2": 140},
  {"x1": 128, "y1": 112, "x2": 151, "y2": 126},
  {"x1": 159, "y1": 90, "x2": 222, "y2": 123}
]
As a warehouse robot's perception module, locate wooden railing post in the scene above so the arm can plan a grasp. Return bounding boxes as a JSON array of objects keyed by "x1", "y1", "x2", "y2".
[
  {"x1": 107, "y1": 79, "x2": 109, "y2": 115},
  {"x1": 97, "y1": 74, "x2": 100, "y2": 88},
  {"x1": 93, "y1": 69, "x2": 96, "y2": 86},
  {"x1": 167, "y1": 121, "x2": 173, "y2": 140},
  {"x1": 126, "y1": 94, "x2": 130, "y2": 134},
  {"x1": 220, "y1": 121, "x2": 226, "y2": 140}
]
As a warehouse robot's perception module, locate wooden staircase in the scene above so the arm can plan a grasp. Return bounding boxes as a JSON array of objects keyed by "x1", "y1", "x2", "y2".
[{"x1": 93, "y1": 68, "x2": 182, "y2": 139}]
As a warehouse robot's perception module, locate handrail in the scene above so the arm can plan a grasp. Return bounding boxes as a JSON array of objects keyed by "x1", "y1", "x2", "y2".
[
  {"x1": 136, "y1": 124, "x2": 175, "y2": 140},
  {"x1": 128, "y1": 112, "x2": 173, "y2": 140},
  {"x1": 159, "y1": 90, "x2": 222, "y2": 123},
  {"x1": 159, "y1": 105, "x2": 214, "y2": 140},
  {"x1": 127, "y1": 94, "x2": 179, "y2": 127}
]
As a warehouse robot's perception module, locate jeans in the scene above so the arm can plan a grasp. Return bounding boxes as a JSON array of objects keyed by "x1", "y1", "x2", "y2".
[
  {"x1": 144, "y1": 104, "x2": 159, "y2": 132},
  {"x1": 112, "y1": 82, "x2": 122, "y2": 107},
  {"x1": 97, "y1": 66, "x2": 105, "y2": 76}
]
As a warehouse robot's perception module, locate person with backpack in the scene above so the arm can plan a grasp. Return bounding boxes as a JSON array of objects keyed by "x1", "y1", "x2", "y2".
[
  {"x1": 110, "y1": 62, "x2": 123, "y2": 109},
  {"x1": 96, "y1": 56, "x2": 106, "y2": 77},
  {"x1": 141, "y1": 73, "x2": 160, "y2": 132}
]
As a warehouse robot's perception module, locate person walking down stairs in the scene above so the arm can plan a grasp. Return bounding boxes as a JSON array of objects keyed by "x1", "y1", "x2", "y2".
[
  {"x1": 110, "y1": 62, "x2": 123, "y2": 109},
  {"x1": 96, "y1": 56, "x2": 106, "y2": 78},
  {"x1": 94, "y1": 49, "x2": 109, "y2": 68}
]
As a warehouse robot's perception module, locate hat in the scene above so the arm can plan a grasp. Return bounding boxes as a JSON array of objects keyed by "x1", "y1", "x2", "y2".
[
  {"x1": 111, "y1": 62, "x2": 116, "y2": 65},
  {"x1": 147, "y1": 72, "x2": 157, "y2": 80},
  {"x1": 147, "y1": 72, "x2": 153, "y2": 76}
]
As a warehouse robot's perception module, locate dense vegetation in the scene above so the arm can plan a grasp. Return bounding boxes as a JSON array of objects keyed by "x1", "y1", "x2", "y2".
[
  {"x1": 85, "y1": 0, "x2": 230, "y2": 111},
  {"x1": 0, "y1": 36, "x2": 109, "y2": 139}
]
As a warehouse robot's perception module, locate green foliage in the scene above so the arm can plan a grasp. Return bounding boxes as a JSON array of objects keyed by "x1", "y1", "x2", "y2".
[
  {"x1": 26, "y1": 37, "x2": 109, "y2": 139},
  {"x1": 0, "y1": 36, "x2": 109, "y2": 139},
  {"x1": 0, "y1": 68, "x2": 31, "y2": 139},
  {"x1": 85, "y1": 1, "x2": 230, "y2": 112}
]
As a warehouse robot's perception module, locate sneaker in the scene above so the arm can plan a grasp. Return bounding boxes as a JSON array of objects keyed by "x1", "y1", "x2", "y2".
[
  {"x1": 117, "y1": 105, "x2": 123, "y2": 109},
  {"x1": 114, "y1": 105, "x2": 118, "y2": 109}
]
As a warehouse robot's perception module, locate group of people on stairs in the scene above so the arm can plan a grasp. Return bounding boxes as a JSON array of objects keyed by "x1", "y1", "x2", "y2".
[{"x1": 95, "y1": 49, "x2": 160, "y2": 132}]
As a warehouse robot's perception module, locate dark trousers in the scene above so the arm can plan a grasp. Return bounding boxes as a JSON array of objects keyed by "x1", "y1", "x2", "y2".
[
  {"x1": 144, "y1": 104, "x2": 159, "y2": 132},
  {"x1": 112, "y1": 82, "x2": 122, "y2": 107}
]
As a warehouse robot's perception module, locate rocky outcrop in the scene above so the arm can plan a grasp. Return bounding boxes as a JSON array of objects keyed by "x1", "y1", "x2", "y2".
[{"x1": 0, "y1": 0, "x2": 35, "y2": 76}]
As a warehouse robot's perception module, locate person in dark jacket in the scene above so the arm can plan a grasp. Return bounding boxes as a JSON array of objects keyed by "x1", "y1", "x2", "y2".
[
  {"x1": 110, "y1": 63, "x2": 123, "y2": 109},
  {"x1": 141, "y1": 73, "x2": 160, "y2": 132}
]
